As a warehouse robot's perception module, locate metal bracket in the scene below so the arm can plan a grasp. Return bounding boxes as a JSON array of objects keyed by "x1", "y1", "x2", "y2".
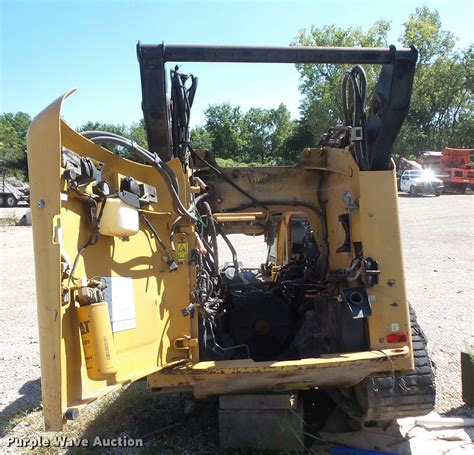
[
  {"x1": 343, "y1": 191, "x2": 359, "y2": 212},
  {"x1": 350, "y1": 126, "x2": 363, "y2": 142},
  {"x1": 337, "y1": 191, "x2": 359, "y2": 256},
  {"x1": 174, "y1": 336, "x2": 198, "y2": 350},
  {"x1": 342, "y1": 287, "x2": 372, "y2": 319},
  {"x1": 364, "y1": 257, "x2": 380, "y2": 287}
]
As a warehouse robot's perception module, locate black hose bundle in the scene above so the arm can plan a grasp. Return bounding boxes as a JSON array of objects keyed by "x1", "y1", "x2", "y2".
[
  {"x1": 341, "y1": 66, "x2": 370, "y2": 170},
  {"x1": 170, "y1": 66, "x2": 198, "y2": 168}
]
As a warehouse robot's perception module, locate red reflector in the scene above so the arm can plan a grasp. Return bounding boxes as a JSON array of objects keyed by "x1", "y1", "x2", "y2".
[{"x1": 387, "y1": 332, "x2": 408, "y2": 343}]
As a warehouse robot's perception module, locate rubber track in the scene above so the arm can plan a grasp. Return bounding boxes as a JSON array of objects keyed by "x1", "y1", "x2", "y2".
[{"x1": 356, "y1": 305, "x2": 436, "y2": 421}]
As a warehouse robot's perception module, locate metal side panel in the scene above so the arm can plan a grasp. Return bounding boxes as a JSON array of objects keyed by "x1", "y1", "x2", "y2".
[
  {"x1": 27, "y1": 90, "x2": 69, "y2": 431},
  {"x1": 358, "y1": 170, "x2": 413, "y2": 371},
  {"x1": 27, "y1": 91, "x2": 196, "y2": 431}
]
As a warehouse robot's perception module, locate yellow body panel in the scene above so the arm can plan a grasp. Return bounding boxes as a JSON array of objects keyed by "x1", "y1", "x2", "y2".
[
  {"x1": 28, "y1": 92, "x2": 414, "y2": 430},
  {"x1": 358, "y1": 171, "x2": 411, "y2": 351},
  {"x1": 28, "y1": 92, "x2": 197, "y2": 430},
  {"x1": 149, "y1": 348, "x2": 409, "y2": 396}
]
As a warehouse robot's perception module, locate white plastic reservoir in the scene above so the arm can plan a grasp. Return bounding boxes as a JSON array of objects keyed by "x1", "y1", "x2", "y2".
[{"x1": 99, "y1": 198, "x2": 139, "y2": 237}]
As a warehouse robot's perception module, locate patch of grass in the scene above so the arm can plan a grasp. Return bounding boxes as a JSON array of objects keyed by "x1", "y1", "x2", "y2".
[
  {"x1": 3, "y1": 404, "x2": 42, "y2": 432},
  {"x1": 0, "y1": 210, "x2": 19, "y2": 226},
  {"x1": 216, "y1": 157, "x2": 274, "y2": 168},
  {"x1": 4, "y1": 382, "x2": 219, "y2": 454},
  {"x1": 4, "y1": 385, "x2": 335, "y2": 453}
]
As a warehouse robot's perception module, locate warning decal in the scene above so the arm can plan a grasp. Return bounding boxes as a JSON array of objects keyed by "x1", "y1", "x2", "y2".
[{"x1": 177, "y1": 242, "x2": 188, "y2": 262}]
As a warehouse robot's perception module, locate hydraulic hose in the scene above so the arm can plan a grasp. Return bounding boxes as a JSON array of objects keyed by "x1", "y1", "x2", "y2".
[
  {"x1": 341, "y1": 66, "x2": 369, "y2": 170},
  {"x1": 189, "y1": 146, "x2": 268, "y2": 210},
  {"x1": 81, "y1": 131, "x2": 197, "y2": 222},
  {"x1": 202, "y1": 201, "x2": 219, "y2": 275},
  {"x1": 216, "y1": 224, "x2": 239, "y2": 272},
  {"x1": 80, "y1": 131, "x2": 180, "y2": 192}
]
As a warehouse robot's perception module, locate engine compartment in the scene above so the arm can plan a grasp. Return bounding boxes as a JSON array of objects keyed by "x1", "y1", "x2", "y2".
[{"x1": 194, "y1": 215, "x2": 369, "y2": 362}]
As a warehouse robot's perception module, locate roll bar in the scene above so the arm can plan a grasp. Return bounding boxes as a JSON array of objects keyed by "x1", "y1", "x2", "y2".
[{"x1": 137, "y1": 43, "x2": 418, "y2": 169}]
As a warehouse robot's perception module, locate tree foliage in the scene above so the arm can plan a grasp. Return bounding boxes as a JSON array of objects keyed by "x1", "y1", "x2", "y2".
[
  {"x1": 294, "y1": 7, "x2": 473, "y2": 159},
  {"x1": 396, "y1": 7, "x2": 473, "y2": 155},
  {"x1": 0, "y1": 112, "x2": 31, "y2": 179},
  {"x1": 190, "y1": 126, "x2": 212, "y2": 150},
  {"x1": 193, "y1": 102, "x2": 295, "y2": 164}
]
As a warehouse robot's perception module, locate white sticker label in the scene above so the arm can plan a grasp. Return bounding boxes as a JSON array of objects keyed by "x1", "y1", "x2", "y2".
[
  {"x1": 391, "y1": 323, "x2": 400, "y2": 332},
  {"x1": 102, "y1": 277, "x2": 136, "y2": 332}
]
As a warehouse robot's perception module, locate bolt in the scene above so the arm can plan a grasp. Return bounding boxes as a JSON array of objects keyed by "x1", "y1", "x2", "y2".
[
  {"x1": 379, "y1": 337, "x2": 385, "y2": 343},
  {"x1": 37, "y1": 199, "x2": 45, "y2": 208},
  {"x1": 368, "y1": 212, "x2": 374, "y2": 218}
]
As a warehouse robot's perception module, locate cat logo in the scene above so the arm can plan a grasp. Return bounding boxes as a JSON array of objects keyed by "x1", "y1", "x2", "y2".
[
  {"x1": 79, "y1": 319, "x2": 90, "y2": 335},
  {"x1": 177, "y1": 242, "x2": 188, "y2": 262}
]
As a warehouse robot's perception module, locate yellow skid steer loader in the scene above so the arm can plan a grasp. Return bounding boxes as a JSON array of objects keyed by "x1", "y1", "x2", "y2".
[{"x1": 27, "y1": 43, "x2": 435, "y2": 435}]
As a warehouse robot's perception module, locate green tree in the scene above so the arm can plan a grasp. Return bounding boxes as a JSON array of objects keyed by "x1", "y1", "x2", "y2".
[
  {"x1": 195, "y1": 103, "x2": 295, "y2": 164},
  {"x1": 396, "y1": 7, "x2": 474, "y2": 155},
  {"x1": 281, "y1": 119, "x2": 312, "y2": 163},
  {"x1": 268, "y1": 104, "x2": 295, "y2": 163},
  {"x1": 0, "y1": 112, "x2": 31, "y2": 179},
  {"x1": 242, "y1": 107, "x2": 274, "y2": 163},
  {"x1": 128, "y1": 119, "x2": 148, "y2": 149},
  {"x1": 190, "y1": 126, "x2": 212, "y2": 150},
  {"x1": 203, "y1": 103, "x2": 245, "y2": 160}
]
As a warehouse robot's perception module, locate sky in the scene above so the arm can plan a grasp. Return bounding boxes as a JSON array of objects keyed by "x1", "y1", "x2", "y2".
[{"x1": 1, "y1": 0, "x2": 473, "y2": 129}]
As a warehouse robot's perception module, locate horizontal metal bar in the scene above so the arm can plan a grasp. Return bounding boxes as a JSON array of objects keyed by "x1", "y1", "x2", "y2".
[{"x1": 138, "y1": 44, "x2": 416, "y2": 65}]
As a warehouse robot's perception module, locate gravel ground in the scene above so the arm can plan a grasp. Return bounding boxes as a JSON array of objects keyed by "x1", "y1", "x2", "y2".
[
  {"x1": 398, "y1": 194, "x2": 473, "y2": 414},
  {"x1": 0, "y1": 195, "x2": 472, "y2": 439},
  {"x1": 0, "y1": 226, "x2": 40, "y2": 423}
]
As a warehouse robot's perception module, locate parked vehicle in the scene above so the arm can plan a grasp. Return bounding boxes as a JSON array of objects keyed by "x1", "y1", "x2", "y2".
[
  {"x1": 399, "y1": 169, "x2": 443, "y2": 196},
  {"x1": 418, "y1": 149, "x2": 474, "y2": 193},
  {"x1": 0, "y1": 167, "x2": 30, "y2": 207},
  {"x1": 397, "y1": 157, "x2": 423, "y2": 190}
]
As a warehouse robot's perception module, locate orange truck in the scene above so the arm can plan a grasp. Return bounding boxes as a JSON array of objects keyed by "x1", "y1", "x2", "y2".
[{"x1": 419, "y1": 148, "x2": 474, "y2": 193}]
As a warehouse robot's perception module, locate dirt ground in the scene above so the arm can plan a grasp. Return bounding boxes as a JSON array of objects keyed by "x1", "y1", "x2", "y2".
[{"x1": 0, "y1": 194, "x2": 472, "y2": 449}]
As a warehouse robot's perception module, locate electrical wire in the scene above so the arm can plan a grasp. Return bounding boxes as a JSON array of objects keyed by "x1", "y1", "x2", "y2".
[
  {"x1": 67, "y1": 196, "x2": 102, "y2": 287},
  {"x1": 139, "y1": 212, "x2": 177, "y2": 271},
  {"x1": 189, "y1": 146, "x2": 268, "y2": 210},
  {"x1": 80, "y1": 131, "x2": 180, "y2": 193}
]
